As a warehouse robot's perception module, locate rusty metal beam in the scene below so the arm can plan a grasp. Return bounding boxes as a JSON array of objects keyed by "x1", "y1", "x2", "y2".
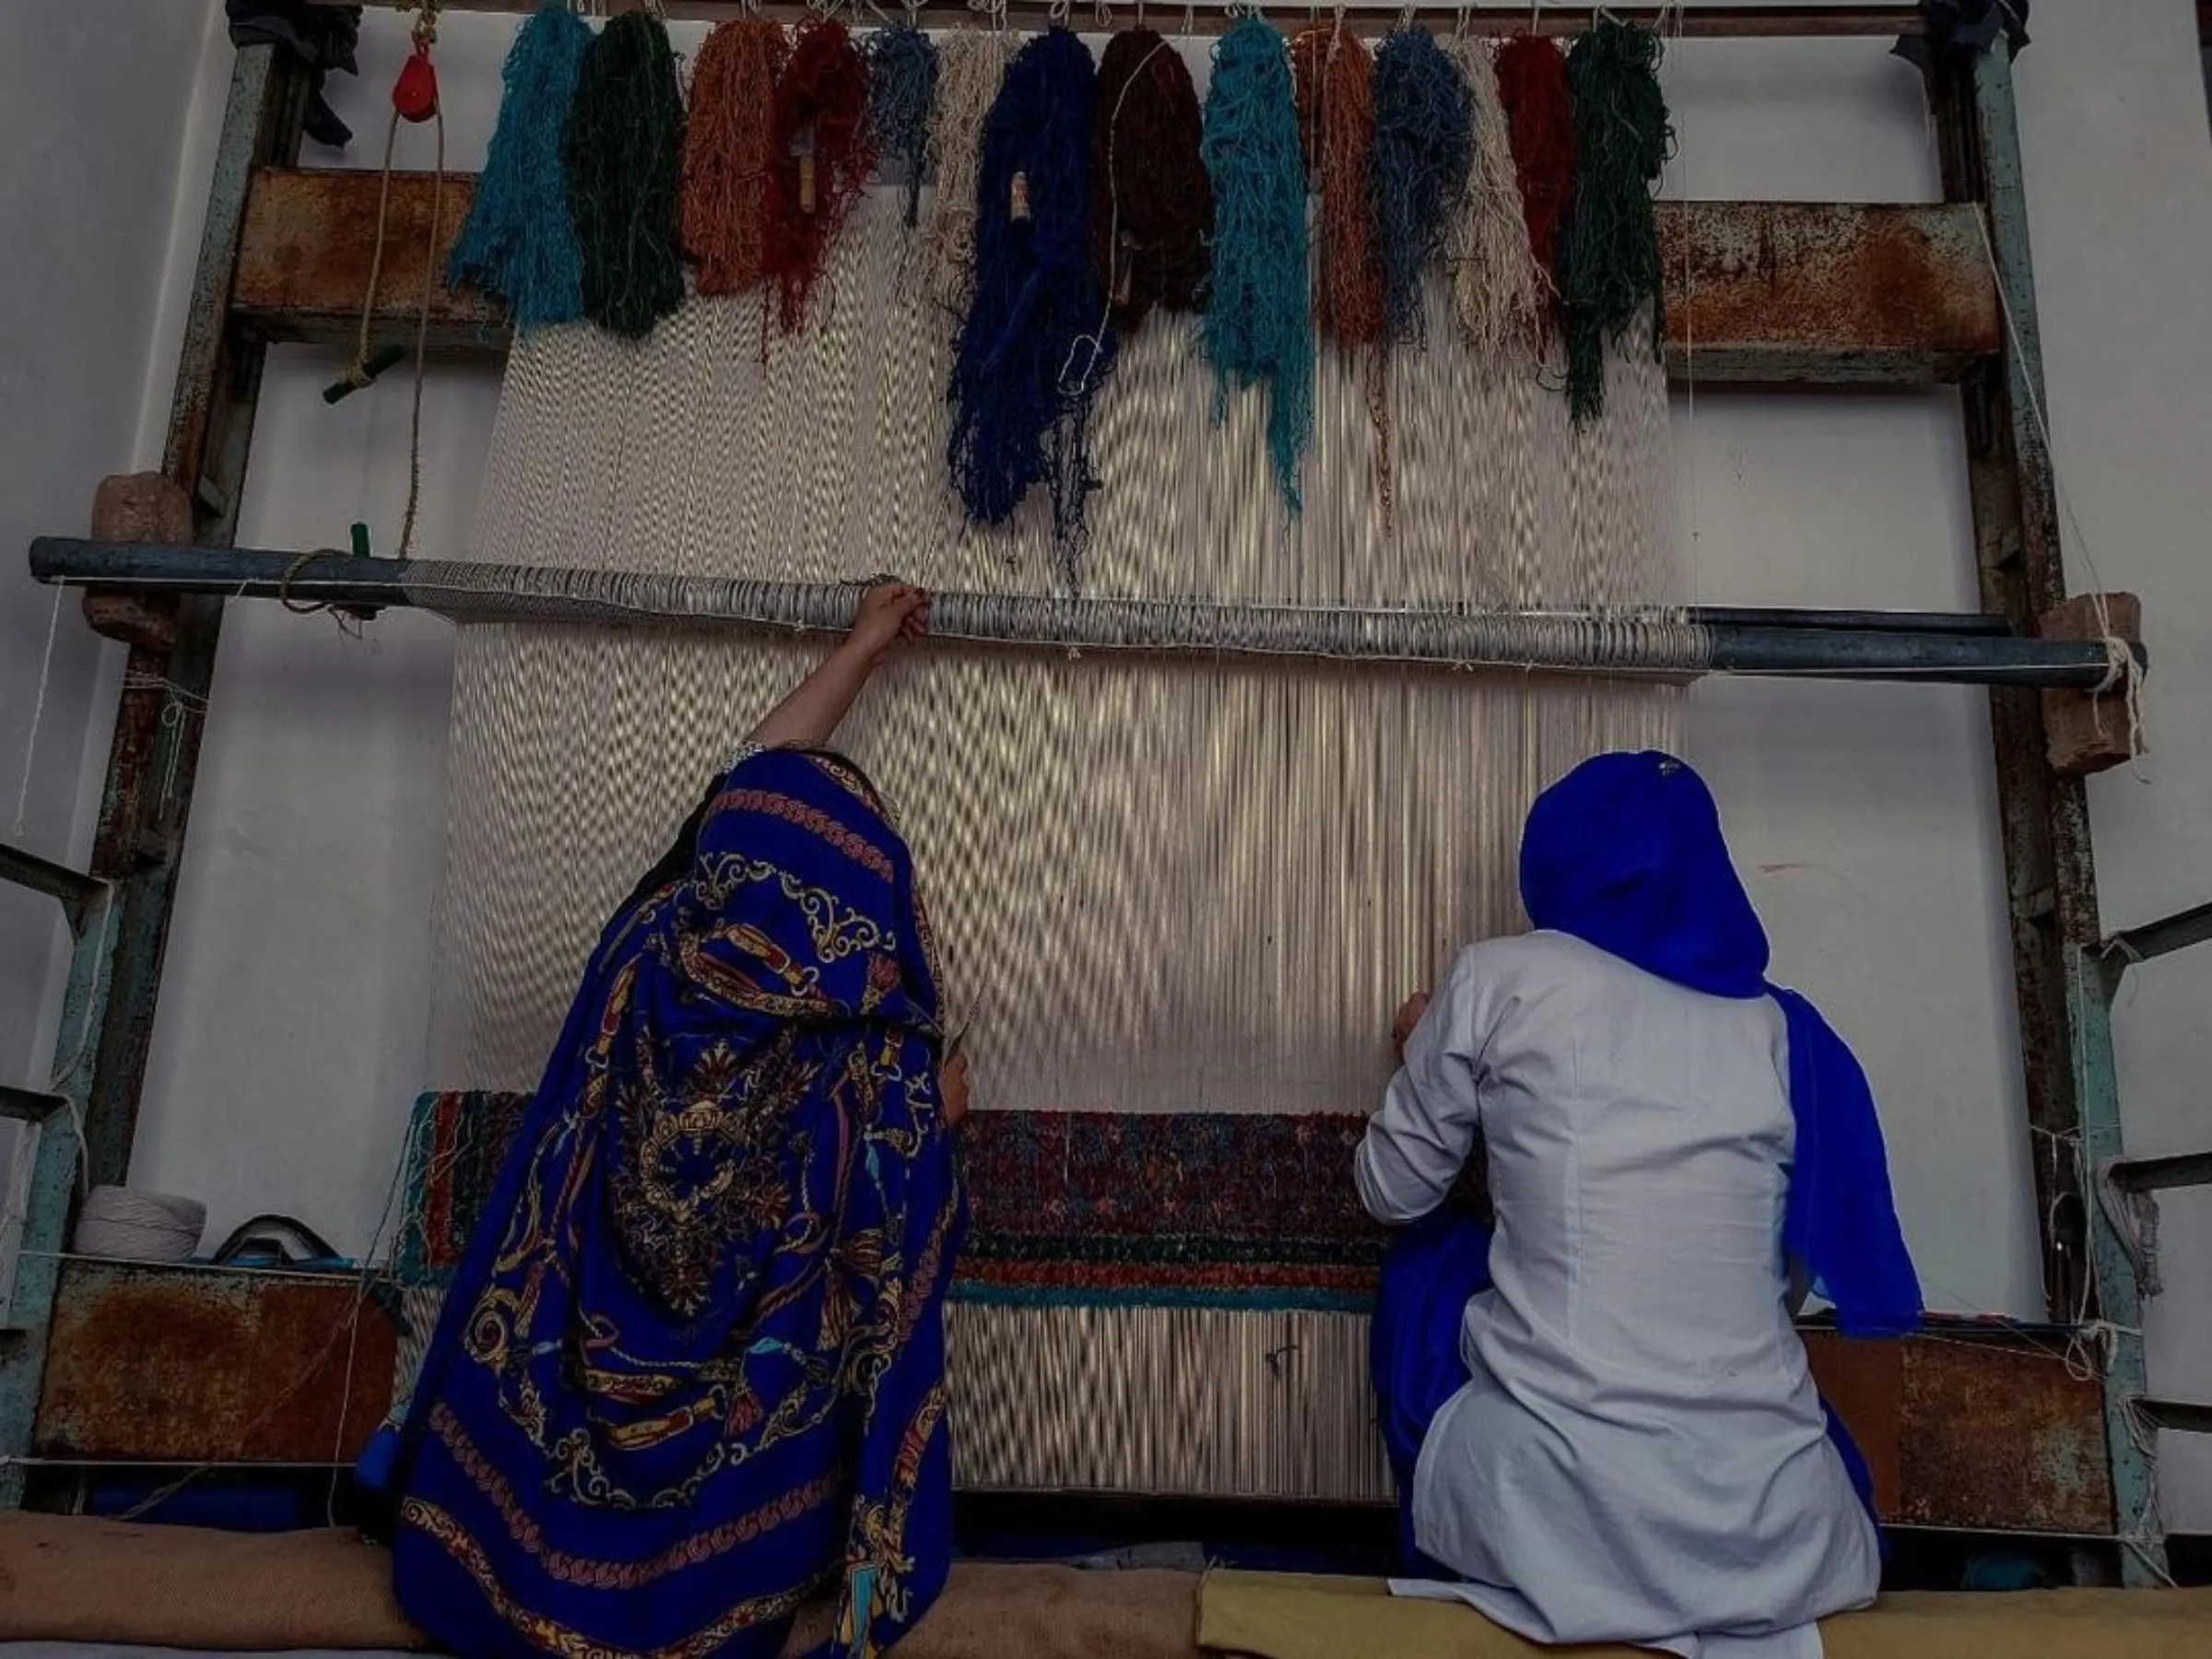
[
  {"x1": 18, "y1": 1254, "x2": 2106, "y2": 1533},
  {"x1": 1804, "y1": 1328, "x2": 2112, "y2": 1535},
  {"x1": 32, "y1": 1262, "x2": 397, "y2": 1466},
  {"x1": 232, "y1": 168, "x2": 2000, "y2": 385}
]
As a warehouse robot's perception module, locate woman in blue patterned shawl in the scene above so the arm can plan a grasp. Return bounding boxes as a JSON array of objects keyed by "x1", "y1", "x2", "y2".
[{"x1": 365, "y1": 584, "x2": 969, "y2": 1659}]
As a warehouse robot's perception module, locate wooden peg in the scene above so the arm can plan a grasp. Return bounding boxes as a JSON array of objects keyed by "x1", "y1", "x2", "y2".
[{"x1": 2039, "y1": 591, "x2": 2144, "y2": 777}]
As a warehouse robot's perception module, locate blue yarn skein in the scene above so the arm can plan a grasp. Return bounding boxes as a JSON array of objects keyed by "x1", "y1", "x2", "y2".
[
  {"x1": 1200, "y1": 16, "x2": 1312, "y2": 516},
  {"x1": 1371, "y1": 29, "x2": 1474, "y2": 345},
  {"x1": 947, "y1": 29, "x2": 1115, "y2": 589},
  {"x1": 447, "y1": 2, "x2": 590, "y2": 332},
  {"x1": 866, "y1": 24, "x2": 939, "y2": 229}
]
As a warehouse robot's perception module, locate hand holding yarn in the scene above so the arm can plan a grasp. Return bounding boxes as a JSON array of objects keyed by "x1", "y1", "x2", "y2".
[{"x1": 847, "y1": 581, "x2": 933, "y2": 663}]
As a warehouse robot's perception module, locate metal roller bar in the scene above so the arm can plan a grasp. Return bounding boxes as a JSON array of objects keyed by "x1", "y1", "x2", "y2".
[
  {"x1": 2105, "y1": 900, "x2": 2212, "y2": 968},
  {"x1": 30, "y1": 538, "x2": 2147, "y2": 689},
  {"x1": 2107, "y1": 1151, "x2": 2212, "y2": 1195}
]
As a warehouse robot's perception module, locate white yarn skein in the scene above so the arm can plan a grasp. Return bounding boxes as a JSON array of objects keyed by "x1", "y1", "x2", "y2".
[{"x1": 72, "y1": 1185, "x2": 206, "y2": 1263}]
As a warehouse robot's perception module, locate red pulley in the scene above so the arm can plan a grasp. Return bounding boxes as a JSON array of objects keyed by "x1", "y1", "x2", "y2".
[{"x1": 393, "y1": 44, "x2": 439, "y2": 124}]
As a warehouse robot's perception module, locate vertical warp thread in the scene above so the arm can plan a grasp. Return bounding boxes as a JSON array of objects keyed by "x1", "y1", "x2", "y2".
[
  {"x1": 1492, "y1": 32, "x2": 1574, "y2": 347},
  {"x1": 1090, "y1": 29, "x2": 1212, "y2": 332},
  {"x1": 447, "y1": 1, "x2": 591, "y2": 332},
  {"x1": 948, "y1": 29, "x2": 1114, "y2": 586},
  {"x1": 680, "y1": 18, "x2": 787, "y2": 296},
  {"x1": 1202, "y1": 15, "x2": 1312, "y2": 516},
  {"x1": 1559, "y1": 20, "x2": 1671, "y2": 423},
  {"x1": 1291, "y1": 23, "x2": 1384, "y2": 350},
  {"x1": 765, "y1": 18, "x2": 876, "y2": 335},
  {"x1": 1440, "y1": 36, "x2": 1542, "y2": 361},
  {"x1": 866, "y1": 24, "x2": 940, "y2": 230},
  {"x1": 924, "y1": 31, "x2": 1010, "y2": 315},
  {"x1": 1371, "y1": 30, "x2": 1473, "y2": 347},
  {"x1": 565, "y1": 10, "x2": 687, "y2": 339}
]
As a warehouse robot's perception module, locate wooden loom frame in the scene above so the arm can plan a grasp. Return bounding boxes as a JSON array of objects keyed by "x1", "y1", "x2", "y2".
[{"x1": 2, "y1": 1, "x2": 2204, "y2": 1583}]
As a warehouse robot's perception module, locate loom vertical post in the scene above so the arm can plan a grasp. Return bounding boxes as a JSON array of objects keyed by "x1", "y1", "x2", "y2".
[
  {"x1": 0, "y1": 853, "x2": 115, "y2": 1508},
  {"x1": 1934, "y1": 36, "x2": 2165, "y2": 1583}
]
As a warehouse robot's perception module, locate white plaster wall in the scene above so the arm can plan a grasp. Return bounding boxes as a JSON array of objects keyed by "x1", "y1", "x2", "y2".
[
  {"x1": 13, "y1": 1, "x2": 2204, "y2": 1525},
  {"x1": 0, "y1": 0, "x2": 221, "y2": 1097}
]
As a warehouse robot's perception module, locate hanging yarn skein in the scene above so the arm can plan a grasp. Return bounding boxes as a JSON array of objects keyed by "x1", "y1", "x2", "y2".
[
  {"x1": 1291, "y1": 22, "x2": 1384, "y2": 351},
  {"x1": 565, "y1": 10, "x2": 687, "y2": 339},
  {"x1": 1492, "y1": 32, "x2": 1575, "y2": 346},
  {"x1": 1090, "y1": 28, "x2": 1211, "y2": 330},
  {"x1": 924, "y1": 30, "x2": 1011, "y2": 313},
  {"x1": 445, "y1": 0, "x2": 589, "y2": 331},
  {"x1": 1440, "y1": 35, "x2": 1543, "y2": 359},
  {"x1": 866, "y1": 23, "x2": 939, "y2": 230},
  {"x1": 681, "y1": 18, "x2": 788, "y2": 295},
  {"x1": 948, "y1": 28, "x2": 1114, "y2": 586},
  {"x1": 765, "y1": 18, "x2": 876, "y2": 335},
  {"x1": 1559, "y1": 19, "x2": 1672, "y2": 423},
  {"x1": 1371, "y1": 29, "x2": 1473, "y2": 345},
  {"x1": 1202, "y1": 14, "x2": 1312, "y2": 516}
]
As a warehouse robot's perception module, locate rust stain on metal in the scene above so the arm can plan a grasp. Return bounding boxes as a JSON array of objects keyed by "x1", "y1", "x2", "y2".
[
  {"x1": 1803, "y1": 1331, "x2": 2109, "y2": 1532},
  {"x1": 237, "y1": 170, "x2": 2003, "y2": 385},
  {"x1": 35, "y1": 1261, "x2": 397, "y2": 1464},
  {"x1": 1803, "y1": 1333, "x2": 1904, "y2": 1517},
  {"x1": 1899, "y1": 1333, "x2": 2110, "y2": 1534},
  {"x1": 235, "y1": 168, "x2": 500, "y2": 352},
  {"x1": 1661, "y1": 200, "x2": 2000, "y2": 382}
]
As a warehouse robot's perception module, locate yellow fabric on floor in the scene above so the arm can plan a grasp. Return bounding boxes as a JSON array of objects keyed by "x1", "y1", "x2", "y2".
[{"x1": 1199, "y1": 1570, "x2": 2212, "y2": 1659}]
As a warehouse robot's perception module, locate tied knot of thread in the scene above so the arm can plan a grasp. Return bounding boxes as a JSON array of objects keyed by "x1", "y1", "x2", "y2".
[
  {"x1": 2088, "y1": 616, "x2": 2147, "y2": 772},
  {"x1": 74, "y1": 1185, "x2": 207, "y2": 1264}
]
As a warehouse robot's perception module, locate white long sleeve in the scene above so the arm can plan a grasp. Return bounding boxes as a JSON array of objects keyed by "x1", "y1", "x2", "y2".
[{"x1": 1355, "y1": 946, "x2": 1495, "y2": 1225}]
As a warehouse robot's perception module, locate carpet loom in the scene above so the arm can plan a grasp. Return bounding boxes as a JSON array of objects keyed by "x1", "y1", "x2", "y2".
[{"x1": 408, "y1": 182, "x2": 1681, "y2": 1501}]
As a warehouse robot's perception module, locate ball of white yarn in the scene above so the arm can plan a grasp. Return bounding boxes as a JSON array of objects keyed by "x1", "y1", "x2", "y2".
[{"x1": 72, "y1": 1185, "x2": 206, "y2": 1263}]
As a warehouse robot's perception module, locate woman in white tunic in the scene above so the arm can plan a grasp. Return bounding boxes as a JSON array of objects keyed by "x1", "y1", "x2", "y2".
[{"x1": 1358, "y1": 751, "x2": 1922, "y2": 1659}]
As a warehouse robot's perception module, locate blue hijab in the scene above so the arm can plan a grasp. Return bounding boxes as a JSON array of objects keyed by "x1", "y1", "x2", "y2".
[
  {"x1": 1519, "y1": 751, "x2": 1922, "y2": 1338},
  {"x1": 372, "y1": 747, "x2": 965, "y2": 1659}
]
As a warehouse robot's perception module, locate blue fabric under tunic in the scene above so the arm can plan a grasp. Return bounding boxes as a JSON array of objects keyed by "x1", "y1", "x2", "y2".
[{"x1": 371, "y1": 747, "x2": 966, "y2": 1659}]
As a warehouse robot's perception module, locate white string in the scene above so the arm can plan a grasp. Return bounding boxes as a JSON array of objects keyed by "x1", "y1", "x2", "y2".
[
  {"x1": 9, "y1": 584, "x2": 66, "y2": 841},
  {"x1": 122, "y1": 671, "x2": 210, "y2": 816},
  {"x1": 1971, "y1": 212, "x2": 2147, "y2": 775}
]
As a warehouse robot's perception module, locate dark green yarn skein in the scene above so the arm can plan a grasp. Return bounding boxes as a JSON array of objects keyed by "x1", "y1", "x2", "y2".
[{"x1": 565, "y1": 11, "x2": 687, "y2": 339}]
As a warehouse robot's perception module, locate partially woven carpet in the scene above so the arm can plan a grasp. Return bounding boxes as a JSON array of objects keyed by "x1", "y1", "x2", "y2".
[{"x1": 389, "y1": 1091, "x2": 1484, "y2": 1498}]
